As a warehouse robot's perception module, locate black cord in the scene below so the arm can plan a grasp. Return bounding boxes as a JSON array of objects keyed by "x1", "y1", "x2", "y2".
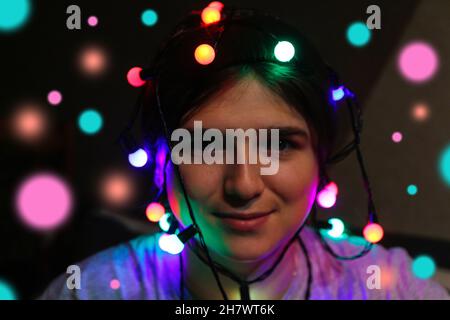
[
  {"x1": 311, "y1": 202, "x2": 373, "y2": 260},
  {"x1": 154, "y1": 79, "x2": 229, "y2": 300},
  {"x1": 179, "y1": 251, "x2": 184, "y2": 300},
  {"x1": 179, "y1": 224, "x2": 313, "y2": 300},
  {"x1": 297, "y1": 235, "x2": 312, "y2": 300},
  {"x1": 182, "y1": 218, "x2": 309, "y2": 299},
  {"x1": 144, "y1": 5, "x2": 378, "y2": 299}
]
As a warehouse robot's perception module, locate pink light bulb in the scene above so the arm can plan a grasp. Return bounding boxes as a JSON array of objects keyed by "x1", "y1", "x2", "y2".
[
  {"x1": 317, "y1": 189, "x2": 336, "y2": 208},
  {"x1": 127, "y1": 67, "x2": 146, "y2": 87}
]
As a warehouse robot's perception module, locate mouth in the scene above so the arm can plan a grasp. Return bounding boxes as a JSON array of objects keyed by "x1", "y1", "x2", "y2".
[{"x1": 212, "y1": 210, "x2": 275, "y2": 232}]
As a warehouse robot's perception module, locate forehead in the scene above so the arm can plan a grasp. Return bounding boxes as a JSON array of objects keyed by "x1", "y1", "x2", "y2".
[{"x1": 181, "y1": 77, "x2": 310, "y2": 132}]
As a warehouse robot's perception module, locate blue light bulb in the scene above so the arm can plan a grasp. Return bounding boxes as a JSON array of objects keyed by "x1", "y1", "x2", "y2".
[{"x1": 332, "y1": 86, "x2": 345, "y2": 102}]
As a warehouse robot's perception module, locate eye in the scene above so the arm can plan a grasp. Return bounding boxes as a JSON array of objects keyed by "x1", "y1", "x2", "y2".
[{"x1": 279, "y1": 138, "x2": 293, "y2": 151}]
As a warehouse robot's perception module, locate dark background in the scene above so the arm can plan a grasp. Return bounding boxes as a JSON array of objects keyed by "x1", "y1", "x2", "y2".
[{"x1": 1, "y1": 0, "x2": 449, "y2": 299}]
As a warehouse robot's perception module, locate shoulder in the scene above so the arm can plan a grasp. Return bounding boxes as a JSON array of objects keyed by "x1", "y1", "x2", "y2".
[
  {"x1": 302, "y1": 227, "x2": 449, "y2": 300},
  {"x1": 40, "y1": 232, "x2": 180, "y2": 300}
]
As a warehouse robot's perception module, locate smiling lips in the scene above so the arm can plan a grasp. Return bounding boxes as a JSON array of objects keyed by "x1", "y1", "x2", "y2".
[{"x1": 212, "y1": 210, "x2": 274, "y2": 232}]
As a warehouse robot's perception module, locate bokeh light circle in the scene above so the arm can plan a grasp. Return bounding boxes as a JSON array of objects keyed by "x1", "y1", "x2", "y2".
[
  {"x1": 47, "y1": 90, "x2": 62, "y2": 106},
  {"x1": 438, "y1": 143, "x2": 450, "y2": 187},
  {"x1": 11, "y1": 105, "x2": 47, "y2": 142},
  {"x1": 407, "y1": 184, "x2": 418, "y2": 196},
  {"x1": 79, "y1": 46, "x2": 107, "y2": 76},
  {"x1": 78, "y1": 109, "x2": 103, "y2": 135},
  {"x1": 0, "y1": 279, "x2": 17, "y2": 300},
  {"x1": 87, "y1": 16, "x2": 98, "y2": 27},
  {"x1": 15, "y1": 172, "x2": 73, "y2": 231},
  {"x1": 411, "y1": 103, "x2": 430, "y2": 122},
  {"x1": 412, "y1": 255, "x2": 436, "y2": 279},
  {"x1": 100, "y1": 171, "x2": 134, "y2": 207},
  {"x1": 398, "y1": 42, "x2": 439, "y2": 83},
  {"x1": 0, "y1": 0, "x2": 31, "y2": 32},
  {"x1": 110, "y1": 279, "x2": 120, "y2": 290},
  {"x1": 346, "y1": 22, "x2": 371, "y2": 47},
  {"x1": 392, "y1": 131, "x2": 403, "y2": 143},
  {"x1": 141, "y1": 9, "x2": 158, "y2": 27}
]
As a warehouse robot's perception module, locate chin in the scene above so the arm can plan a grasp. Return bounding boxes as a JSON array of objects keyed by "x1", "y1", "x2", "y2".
[{"x1": 212, "y1": 235, "x2": 280, "y2": 262}]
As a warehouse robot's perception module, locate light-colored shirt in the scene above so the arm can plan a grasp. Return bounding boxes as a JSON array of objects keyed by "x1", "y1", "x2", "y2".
[{"x1": 40, "y1": 227, "x2": 450, "y2": 300}]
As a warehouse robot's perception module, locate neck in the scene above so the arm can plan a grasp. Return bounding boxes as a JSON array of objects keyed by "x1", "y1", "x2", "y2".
[{"x1": 181, "y1": 235, "x2": 302, "y2": 300}]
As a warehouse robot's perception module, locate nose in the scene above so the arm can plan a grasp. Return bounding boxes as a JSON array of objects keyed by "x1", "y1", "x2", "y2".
[{"x1": 223, "y1": 161, "x2": 265, "y2": 207}]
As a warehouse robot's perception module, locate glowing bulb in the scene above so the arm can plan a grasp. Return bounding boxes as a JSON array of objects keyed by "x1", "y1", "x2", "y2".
[
  {"x1": 128, "y1": 148, "x2": 148, "y2": 168},
  {"x1": 208, "y1": 1, "x2": 224, "y2": 11},
  {"x1": 194, "y1": 44, "x2": 215, "y2": 65},
  {"x1": 201, "y1": 7, "x2": 221, "y2": 25},
  {"x1": 127, "y1": 67, "x2": 146, "y2": 87},
  {"x1": 327, "y1": 218, "x2": 345, "y2": 238},
  {"x1": 146, "y1": 202, "x2": 165, "y2": 222},
  {"x1": 412, "y1": 255, "x2": 436, "y2": 279},
  {"x1": 159, "y1": 233, "x2": 184, "y2": 255},
  {"x1": 332, "y1": 86, "x2": 345, "y2": 102},
  {"x1": 325, "y1": 182, "x2": 339, "y2": 195},
  {"x1": 363, "y1": 223, "x2": 384, "y2": 244},
  {"x1": 317, "y1": 189, "x2": 336, "y2": 208},
  {"x1": 274, "y1": 41, "x2": 295, "y2": 62},
  {"x1": 158, "y1": 213, "x2": 171, "y2": 232}
]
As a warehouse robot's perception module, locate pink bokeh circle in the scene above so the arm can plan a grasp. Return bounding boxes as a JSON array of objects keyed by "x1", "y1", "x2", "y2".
[
  {"x1": 47, "y1": 90, "x2": 62, "y2": 106},
  {"x1": 87, "y1": 16, "x2": 98, "y2": 27},
  {"x1": 398, "y1": 41, "x2": 439, "y2": 83},
  {"x1": 16, "y1": 172, "x2": 73, "y2": 231}
]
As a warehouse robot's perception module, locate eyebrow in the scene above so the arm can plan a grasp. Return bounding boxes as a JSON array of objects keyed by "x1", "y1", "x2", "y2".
[
  {"x1": 266, "y1": 126, "x2": 310, "y2": 140},
  {"x1": 185, "y1": 126, "x2": 310, "y2": 140}
]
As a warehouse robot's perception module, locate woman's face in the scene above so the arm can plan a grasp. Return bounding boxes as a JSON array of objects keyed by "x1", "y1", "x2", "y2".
[{"x1": 165, "y1": 76, "x2": 320, "y2": 262}]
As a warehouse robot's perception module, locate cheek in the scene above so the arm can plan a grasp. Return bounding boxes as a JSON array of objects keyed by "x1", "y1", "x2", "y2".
[
  {"x1": 165, "y1": 162, "x2": 222, "y2": 223},
  {"x1": 272, "y1": 154, "x2": 319, "y2": 212}
]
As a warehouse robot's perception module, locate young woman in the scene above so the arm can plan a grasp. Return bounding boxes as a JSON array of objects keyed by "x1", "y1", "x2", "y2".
[{"x1": 41, "y1": 5, "x2": 449, "y2": 300}]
